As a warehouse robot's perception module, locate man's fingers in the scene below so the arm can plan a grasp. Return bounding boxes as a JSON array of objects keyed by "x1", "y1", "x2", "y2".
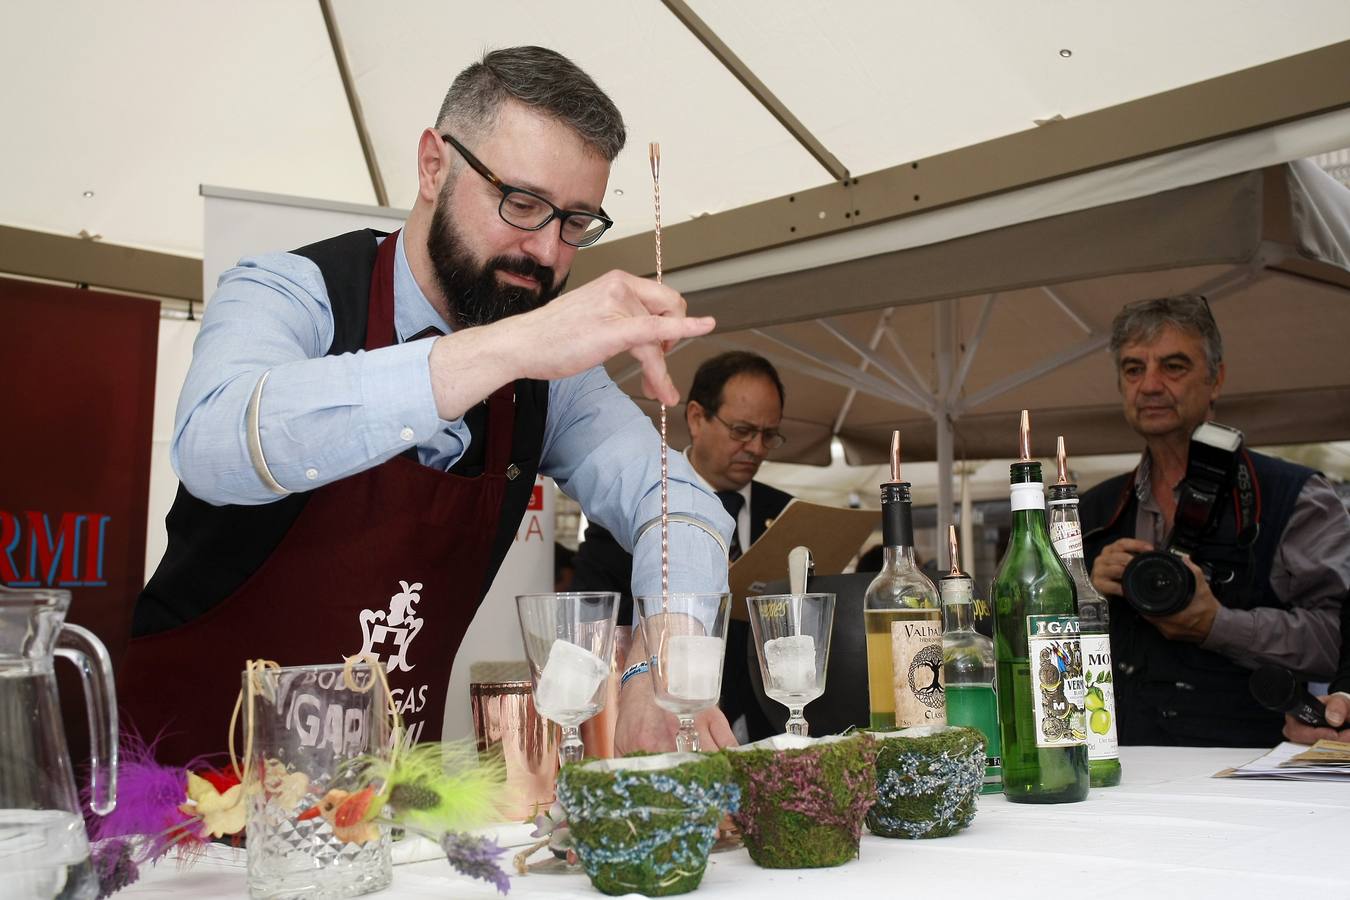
[
  {"x1": 1324, "y1": 695, "x2": 1350, "y2": 728},
  {"x1": 692, "y1": 708, "x2": 737, "y2": 751},
  {"x1": 614, "y1": 271, "x2": 688, "y2": 317},
  {"x1": 1109, "y1": 538, "x2": 1155, "y2": 554}
]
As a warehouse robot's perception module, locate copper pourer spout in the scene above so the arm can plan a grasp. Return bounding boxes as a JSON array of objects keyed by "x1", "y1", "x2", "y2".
[
  {"x1": 890, "y1": 430, "x2": 902, "y2": 483},
  {"x1": 947, "y1": 524, "x2": 961, "y2": 576},
  {"x1": 1018, "y1": 410, "x2": 1032, "y2": 462},
  {"x1": 648, "y1": 142, "x2": 660, "y2": 178},
  {"x1": 1056, "y1": 435, "x2": 1070, "y2": 485}
]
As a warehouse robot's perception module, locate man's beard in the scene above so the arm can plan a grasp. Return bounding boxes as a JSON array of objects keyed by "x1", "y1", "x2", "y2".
[{"x1": 427, "y1": 189, "x2": 565, "y2": 329}]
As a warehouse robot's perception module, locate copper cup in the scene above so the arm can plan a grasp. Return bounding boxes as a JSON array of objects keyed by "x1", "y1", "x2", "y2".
[
  {"x1": 579, "y1": 624, "x2": 632, "y2": 759},
  {"x1": 470, "y1": 661, "x2": 559, "y2": 820}
]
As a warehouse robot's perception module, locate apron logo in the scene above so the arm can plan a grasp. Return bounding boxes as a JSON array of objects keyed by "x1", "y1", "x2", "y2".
[{"x1": 357, "y1": 580, "x2": 425, "y2": 673}]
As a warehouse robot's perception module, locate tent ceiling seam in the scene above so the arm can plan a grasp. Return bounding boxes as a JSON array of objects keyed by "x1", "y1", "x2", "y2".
[
  {"x1": 817, "y1": 318, "x2": 933, "y2": 410},
  {"x1": 320, "y1": 0, "x2": 388, "y2": 207},
  {"x1": 1042, "y1": 285, "x2": 1092, "y2": 334},
  {"x1": 948, "y1": 293, "x2": 998, "y2": 406},
  {"x1": 746, "y1": 328, "x2": 932, "y2": 412},
  {"x1": 957, "y1": 333, "x2": 1111, "y2": 413},
  {"x1": 832, "y1": 309, "x2": 893, "y2": 435},
  {"x1": 659, "y1": 0, "x2": 849, "y2": 181},
  {"x1": 883, "y1": 327, "x2": 933, "y2": 394}
]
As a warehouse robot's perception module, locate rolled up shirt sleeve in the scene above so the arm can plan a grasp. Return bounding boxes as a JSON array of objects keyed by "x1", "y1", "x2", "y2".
[
  {"x1": 171, "y1": 253, "x2": 463, "y2": 506},
  {"x1": 541, "y1": 366, "x2": 733, "y2": 605},
  {"x1": 1200, "y1": 474, "x2": 1350, "y2": 679}
]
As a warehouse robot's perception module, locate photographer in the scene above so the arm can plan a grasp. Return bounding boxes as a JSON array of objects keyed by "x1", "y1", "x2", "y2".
[{"x1": 1081, "y1": 295, "x2": 1350, "y2": 747}]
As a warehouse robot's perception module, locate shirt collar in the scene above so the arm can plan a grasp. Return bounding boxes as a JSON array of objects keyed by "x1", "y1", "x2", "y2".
[
  {"x1": 393, "y1": 230, "x2": 452, "y2": 342},
  {"x1": 682, "y1": 447, "x2": 752, "y2": 502}
]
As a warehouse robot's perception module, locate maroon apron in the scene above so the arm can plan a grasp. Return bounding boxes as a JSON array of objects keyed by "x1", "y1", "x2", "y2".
[{"x1": 119, "y1": 232, "x2": 512, "y2": 765}]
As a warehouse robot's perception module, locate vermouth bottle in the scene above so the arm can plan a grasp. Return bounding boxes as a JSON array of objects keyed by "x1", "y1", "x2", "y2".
[
  {"x1": 940, "y1": 526, "x2": 1002, "y2": 794},
  {"x1": 1049, "y1": 436, "x2": 1122, "y2": 788},
  {"x1": 864, "y1": 432, "x2": 944, "y2": 729},
  {"x1": 992, "y1": 411, "x2": 1089, "y2": 803}
]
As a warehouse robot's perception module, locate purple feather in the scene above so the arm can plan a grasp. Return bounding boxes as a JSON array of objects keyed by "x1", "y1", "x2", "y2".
[
  {"x1": 83, "y1": 731, "x2": 200, "y2": 862},
  {"x1": 91, "y1": 839, "x2": 140, "y2": 899}
]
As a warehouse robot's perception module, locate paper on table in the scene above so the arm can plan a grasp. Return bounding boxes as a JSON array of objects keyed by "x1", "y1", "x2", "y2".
[
  {"x1": 1214, "y1": 740, "x2": 1350, "y2": 780},
  {"x1": 727, "y1": 499, "x2": 876, "y2": 621},
  {"x1": 1283, "y1": 738, "x2": 1350, "y2": 766}
]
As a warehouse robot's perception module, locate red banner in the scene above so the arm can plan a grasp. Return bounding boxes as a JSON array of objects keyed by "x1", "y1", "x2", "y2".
[{"x1": 1, "y1": 277, "x2": 159, "y2": 750}]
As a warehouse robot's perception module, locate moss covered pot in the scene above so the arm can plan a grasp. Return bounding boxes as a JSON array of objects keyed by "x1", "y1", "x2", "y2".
[
  {"x1": 556, "y1": 752, "x2": 739, "y2": 896},
  {"x1": 722, "y1": 733, "x2": 877, "y2": 869},
  {"x1": 865, "y1": 725, "x2": 984, "y2": 839}
]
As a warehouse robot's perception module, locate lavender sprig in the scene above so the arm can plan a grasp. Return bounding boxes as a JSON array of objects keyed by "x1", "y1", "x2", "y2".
[
  {"x1": 91, "y1": 839, "x2": 140, "y2": 899},
  {"x1": 440, "y1": 831, "x2": 511, "y2": 895}
]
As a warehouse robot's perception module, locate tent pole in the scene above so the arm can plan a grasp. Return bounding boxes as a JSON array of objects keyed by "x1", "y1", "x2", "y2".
[{"x1": 935, "y1": 300, "x2": 956, "y2": 570}]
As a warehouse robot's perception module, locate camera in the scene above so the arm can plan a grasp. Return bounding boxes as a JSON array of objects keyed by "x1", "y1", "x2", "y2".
[{"x1": 1120, "y1": 421, "x2": 1243, "y2": 617}]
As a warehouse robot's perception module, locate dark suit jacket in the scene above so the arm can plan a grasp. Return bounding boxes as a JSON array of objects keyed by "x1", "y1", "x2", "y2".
[
  {"x1": 571, "y1": 479, "x2": 793, "y2": 742},
  {"x1": 572, "y1": 479, "x2": 793, "y2": 622}
]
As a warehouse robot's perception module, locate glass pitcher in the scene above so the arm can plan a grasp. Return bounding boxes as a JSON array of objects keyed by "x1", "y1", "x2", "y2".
[{"x1": 0, "y1": 586, "x2": 119, "y2": 900}]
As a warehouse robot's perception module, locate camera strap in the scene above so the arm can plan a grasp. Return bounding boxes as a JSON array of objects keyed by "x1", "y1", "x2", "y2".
[{"x1": 1232, "y1": 450, "x2": 1261, "y2": 549}]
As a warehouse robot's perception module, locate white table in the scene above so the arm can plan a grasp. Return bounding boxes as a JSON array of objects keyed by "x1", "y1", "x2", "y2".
[{"x1": 120, "y1": 747, "x2": 1350, "y2": 899}]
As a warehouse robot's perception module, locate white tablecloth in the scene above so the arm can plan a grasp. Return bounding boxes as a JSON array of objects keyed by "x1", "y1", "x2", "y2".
[{"x1": 119, "y1": 747, "x2": 1349, "y2": 899}]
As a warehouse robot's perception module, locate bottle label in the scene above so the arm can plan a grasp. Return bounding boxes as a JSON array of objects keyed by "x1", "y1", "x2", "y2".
[
  {"x1": 1025, "y1": 615, "x2": 1087, "y2": 748},
  {"x1": 891, "y1": 612, "x2": 946, "y2": 727},
  {"x1": 1080, "y1": 633, "x2": 1120, "y2": 761},
  {"x1": 1049, "y1": 521, "x2": 1084, "y2": 559}
]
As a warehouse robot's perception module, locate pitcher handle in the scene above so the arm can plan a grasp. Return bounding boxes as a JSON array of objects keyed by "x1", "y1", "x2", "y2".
[{"x1": 55, "y1": 623, "x2": 119, "y2": 816}]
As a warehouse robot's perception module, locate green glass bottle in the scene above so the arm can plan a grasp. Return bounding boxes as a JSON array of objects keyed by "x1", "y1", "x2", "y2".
[
  {"x1": 940, "y1": 526, "x2": 1002, "y2": 794},
  {"x1": 1049, "y1": 436, "x2": 1122, "y2": 788},
  {"x1": 992, "y1": 411, "x2": 1089, "y2": 804},
  {"x1": 864, "y1": 432, "x2": 944, "y2": 729}
]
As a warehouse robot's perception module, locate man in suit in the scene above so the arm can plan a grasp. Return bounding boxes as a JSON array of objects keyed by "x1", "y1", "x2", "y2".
[{"x1": 574, "y1": 351, "x2": 792, "y2": 743}]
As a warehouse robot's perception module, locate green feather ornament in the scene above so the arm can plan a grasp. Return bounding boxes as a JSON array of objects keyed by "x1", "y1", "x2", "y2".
[{"x1": 342, "y1": 740, "x2": 509, "y2": 834}]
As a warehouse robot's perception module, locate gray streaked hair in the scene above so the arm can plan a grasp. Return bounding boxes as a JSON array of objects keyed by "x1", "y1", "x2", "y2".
[
  {"x1": 436, "y1": 46, "x2": 626, "y2": 161},
  {"x1": 1109, "y1": 294, "x2": 1224, "y2": 381}
]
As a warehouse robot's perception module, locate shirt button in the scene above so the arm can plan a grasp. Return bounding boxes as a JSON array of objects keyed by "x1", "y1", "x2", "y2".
[
  {"x1": 400, "y1": 427, "x2": 415, "y2": 442},
  {"x1": 305, "y1": 468, "x2": 319, "y2": 481}
]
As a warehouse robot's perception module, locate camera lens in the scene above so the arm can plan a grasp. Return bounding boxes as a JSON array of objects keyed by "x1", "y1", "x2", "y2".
[{"x1": 1121, "y1": 551, "x2": 1195, "y2": 617}]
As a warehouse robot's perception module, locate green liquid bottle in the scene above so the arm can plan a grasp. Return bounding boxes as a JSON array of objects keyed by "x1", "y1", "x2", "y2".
[
  {"x1": 864, "y1": 432, "x2": 944, "y2": 730},
  {"x1": 1049, "y1": 436, "x2": 1122, "y2": 788},
  {"x1": 992, "y1": 412, "x2": 1089, "y2": 804},
  {"x1": 940, "y1": 527, "x2": 1002, "y2": 794}
]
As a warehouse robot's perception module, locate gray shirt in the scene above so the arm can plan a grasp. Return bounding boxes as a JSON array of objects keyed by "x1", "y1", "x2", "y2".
[{"x1": 1133, "y1": 453, "x2": 1349, "y2": 678}]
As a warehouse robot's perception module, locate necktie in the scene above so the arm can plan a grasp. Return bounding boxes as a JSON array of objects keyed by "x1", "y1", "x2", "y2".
[
  {"x1": 716, "y1": 490, "x2": 745, "y2": 561},
  {"x1": 407, "y1": 325, "x2": 445, "y2": 341}
]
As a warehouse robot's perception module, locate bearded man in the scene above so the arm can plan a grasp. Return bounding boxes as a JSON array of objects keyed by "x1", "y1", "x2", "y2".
[{"x1": 120, "y1": 47, "x2": 733, "y2": 764}]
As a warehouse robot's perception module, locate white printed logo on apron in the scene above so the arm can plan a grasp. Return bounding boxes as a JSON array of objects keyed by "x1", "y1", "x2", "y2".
[{"x1": 357, "y1": 580, "x2": 424, "y2": 673}]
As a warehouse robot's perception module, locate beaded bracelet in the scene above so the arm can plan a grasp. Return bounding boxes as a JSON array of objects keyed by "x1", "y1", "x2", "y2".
[{"x1": 620, "y1": 660, "x2": 650, "y2": 689}]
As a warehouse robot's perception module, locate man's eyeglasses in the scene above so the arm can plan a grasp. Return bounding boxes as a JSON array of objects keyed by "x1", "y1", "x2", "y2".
[
  {"x1": 712, "y1": 412, "x2": 787, "y2": 450},
  {"x1": 441, "y1": 133, "x2": 613, "y2": 248}
]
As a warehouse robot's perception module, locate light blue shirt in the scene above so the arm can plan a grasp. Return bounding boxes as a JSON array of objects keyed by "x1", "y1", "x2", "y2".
[{"x1": 172, "y1": 231, "x2": 732, "y2": 599}]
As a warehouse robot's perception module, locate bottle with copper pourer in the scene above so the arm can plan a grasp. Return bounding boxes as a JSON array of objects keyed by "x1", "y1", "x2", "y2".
[
  {"x1": 1048, "y1": 435, "x2": 1122, "y2": 787},
  {"x1": 940, "y1": 525, "x2": 1003, "y2": 793},
  {"x1": 862, "y1": 431, "x2": 944, "y2": 729},
  {"x1": 991, "y1": 411, "x2": 1089, "y2": 803}
]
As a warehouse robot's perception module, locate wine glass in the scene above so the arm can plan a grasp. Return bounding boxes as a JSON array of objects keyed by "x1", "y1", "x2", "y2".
[
  {"x1": 746, "y1": 593, "x2": 835, "y2": 737},
  {"x1": 634, "y1": 592, "x2": 732, "y2": 752},
  {"x1": 515, "y1": 592, "x2": 620, "y2": 766}
]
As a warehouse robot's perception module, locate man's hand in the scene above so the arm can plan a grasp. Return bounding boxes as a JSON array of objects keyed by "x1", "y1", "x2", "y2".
[
  {"x1": 1090, "y1": 537, "x2": 1153, "y2": 597},
  {"x1": 1283, "y1": 692, "x2": 1350, "y2": 744},
  {"x1": 612, "y1": 628, "x2": 737, "y2": 755},
  {"x1": 1141, "y1": 555, "x2": 1219, "y2": 642},
  {"x1": 612, "y1": 673, "x2": 737, "y2": 755}
]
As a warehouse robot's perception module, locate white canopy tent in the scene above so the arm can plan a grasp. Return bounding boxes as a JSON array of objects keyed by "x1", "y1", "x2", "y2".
[
  {"x1": 4, "y1": 1, "x2": 1350, "y2": 294},
  {"x1": 6, "y1": 2, "x2": 1350, "y2": 569}
]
